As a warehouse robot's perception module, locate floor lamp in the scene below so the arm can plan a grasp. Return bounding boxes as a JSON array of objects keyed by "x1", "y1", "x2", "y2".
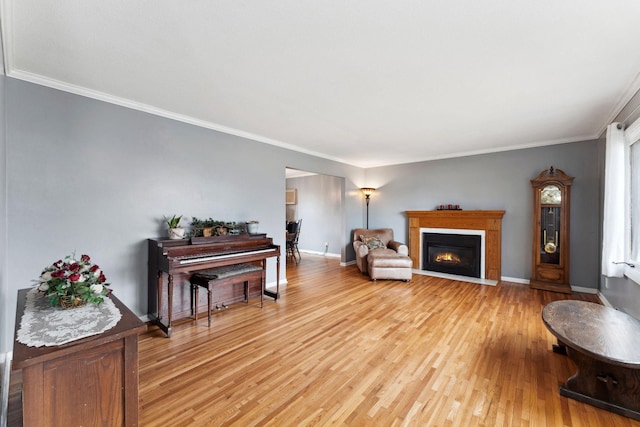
[{"x1": 361, "y1": 187, "x2": 375, "y2": 229}]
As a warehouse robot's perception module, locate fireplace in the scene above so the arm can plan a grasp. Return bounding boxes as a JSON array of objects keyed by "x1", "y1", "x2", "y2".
[
  {"x1": 406, "y1": 210, "x2": 504, "y2": 281},
  {"x1": 422, "y1": 233, "x2": 482, "y2": 278}
]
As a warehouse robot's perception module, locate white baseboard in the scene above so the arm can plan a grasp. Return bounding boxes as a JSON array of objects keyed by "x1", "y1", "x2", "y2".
[
  {"x1": 571, "y1": 285, "x2": 598, "y2": 294},
  {"x1": 298, "y1": 249, "x2": 341, "y2": 258},
  {"x1": 597, "y1": 291, "x2": 612, "y2": 307},
  {"x1": 499, "y1": 276, "x2": 599, "y2": 295},
  {"x1": 267, "y1": 279, "x2": 286, "y2": 290},
  {"x1": 341, "y1": 260, "x2": 356, "y2": 267},
  {"x1": 413, "y1": 269, "x2": 498, "y2": 286},
  {"x1": 1, "y1": 351, "x2": 12, "y2": 427},
  {"x1": 501, "y1": 276, "x2": 529, "y2": 284}
]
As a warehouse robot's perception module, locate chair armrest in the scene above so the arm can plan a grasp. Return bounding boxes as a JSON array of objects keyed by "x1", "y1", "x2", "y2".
[
  {"x1": 353, "y1": 240, "x2": 369, "y2": 257},
  {"x1": 388, "y1": 240, "x2": 409, "y2": 256}
]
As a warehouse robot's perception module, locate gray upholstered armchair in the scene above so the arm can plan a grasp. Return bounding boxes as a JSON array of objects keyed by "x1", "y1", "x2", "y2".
[{"x1": 353, "y1": 228, "x2": 412, "y2": 281}]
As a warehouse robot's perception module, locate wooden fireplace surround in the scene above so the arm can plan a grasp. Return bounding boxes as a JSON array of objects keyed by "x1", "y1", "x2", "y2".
[{"x1": 406, "y1": 210, "x2": 505, "y2": 281}]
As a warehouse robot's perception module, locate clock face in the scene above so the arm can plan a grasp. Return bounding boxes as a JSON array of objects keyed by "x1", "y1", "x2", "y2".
[{"x1": 541, "y1": 185, "x2": 561, "y2": 204}]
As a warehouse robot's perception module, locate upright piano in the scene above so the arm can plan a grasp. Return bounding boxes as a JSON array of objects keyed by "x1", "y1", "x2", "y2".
[{"x1": 148, "y1": 233, "x2": 280, "y2": 337}]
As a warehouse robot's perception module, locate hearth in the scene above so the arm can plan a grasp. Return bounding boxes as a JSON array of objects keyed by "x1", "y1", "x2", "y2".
[{"x1": 422, "y1": 233, "x2": 482, "y2": 278}]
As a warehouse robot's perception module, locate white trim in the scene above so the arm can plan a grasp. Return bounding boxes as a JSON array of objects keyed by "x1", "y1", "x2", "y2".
[
  {"x1": 0, "y1": 65, "x2": 609, "y2": 169},
  {"x1": 4, "y1": 70, "x2": 351, "y2": 165},
  {"x1": 498, "y1": 276, "x2": 600, "y2": 294},
  {"x1": 0, "y1": 73, "x2": 614, "y2": 170},
  {"x1": 626, "y1": 115, "x2": 640, "y2": 271},
  {"x1": 0, "y1": 0, "x2": 14, "y2": 76},
  {"x1": 626, "y1": 115, "x2": 640, "y2": 144},
  {"x1": 419, "y1": 227, "x2": 485, "y2": 278},
  {"x1": 598, "y1": 292, "x2": 613, "y2": 308},
  {"x1": 412, "y1": 269, "x2": 497, "y2": 286},
  {"x1": 266, "y1": 279, "x2": 286, "y2": 289},
  {"x1": 624, "y1": 266, "x2": 640, "y2": 286},
  {"x1": 298, "y1": 249, "x2": 341, "y2": 258},
  {"x1": 600, "y1": 71, "x2": 640, "y2": 137},
  {"x1": 341, "y1": 260, "x2": 356, "y2": 267},
  {"x1": 1, "y1": 351, "x2": 12, "y2": 427},
  {"x1": 501, "y1": 276, "x2": 529, "y2": 285},
  {"x1": 571, "y1": 286, "x2": 598, "y2": 294}
]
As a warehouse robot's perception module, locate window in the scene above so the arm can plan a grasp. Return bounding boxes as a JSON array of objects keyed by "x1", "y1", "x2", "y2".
[
  {"x1": 603, "y1": 117, "x2": 640, "y2": 282},
  {"x1": 624, "y1": 118, "x2": 640, "y2": 282},
  {"x1": 631, "y1": 139, "x2": 640, "y2": 262}
]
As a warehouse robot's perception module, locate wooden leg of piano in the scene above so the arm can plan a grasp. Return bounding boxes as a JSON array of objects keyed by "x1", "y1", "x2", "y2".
[
  {"x1": 166, "y1": 274, "x2": 174, "y2": 337},
  {"x1": 156, "y1": 270, "x2": 163, "y2": 321},
  {"x1": 263, "y1": 255, "x2": 281, "y2": 301},
  {"x1": 260, "y1": 261, "x2": 265, "y2": 308},
  {"x1": 155, "y1": 271, "x2": 173, "y2": 337}
]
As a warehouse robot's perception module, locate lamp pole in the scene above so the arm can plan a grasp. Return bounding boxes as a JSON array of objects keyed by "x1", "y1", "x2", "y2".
[
  {"x1": 365, "y1": 194, "x2": 371, "y2": 228},
  {"x1": 361, "y1": 188, "x2": 375, "y2": 229}
]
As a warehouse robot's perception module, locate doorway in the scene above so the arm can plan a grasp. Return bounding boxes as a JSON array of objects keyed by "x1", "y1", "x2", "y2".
[{"x1": 285, "y1": 168, "x2": 345, "y2": 261}]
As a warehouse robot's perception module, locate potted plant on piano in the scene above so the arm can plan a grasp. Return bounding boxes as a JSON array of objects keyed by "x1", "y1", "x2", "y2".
[{"x1": 165, "y1": 214, "x2": 185, "y2": 239}]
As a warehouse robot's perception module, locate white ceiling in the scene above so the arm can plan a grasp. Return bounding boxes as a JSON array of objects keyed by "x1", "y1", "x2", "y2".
[{"x1": 3, "y1": 1, "x2": 640, "y2": 167}]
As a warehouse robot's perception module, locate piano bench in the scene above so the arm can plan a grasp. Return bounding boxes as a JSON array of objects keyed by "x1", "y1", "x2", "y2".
[{"x1": 189, "y1": 263, "x2": 264, "y2": 327}]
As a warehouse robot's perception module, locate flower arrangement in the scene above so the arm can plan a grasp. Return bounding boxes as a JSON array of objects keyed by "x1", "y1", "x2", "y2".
[{"x1": 36, "y1": 253, "x2": 111, "y2": 308}]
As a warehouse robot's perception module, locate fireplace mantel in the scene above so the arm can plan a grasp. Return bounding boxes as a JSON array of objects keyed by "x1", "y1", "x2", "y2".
[{"x1": 405, "y1": 210, "x2": 505, "y2": 281}]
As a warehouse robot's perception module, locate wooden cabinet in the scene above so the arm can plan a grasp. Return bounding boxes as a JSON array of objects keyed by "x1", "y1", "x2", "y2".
[
  {"x1": 12, "y1": 289, "x2": 146, "y2": 427},
  {"x1": 530, "y1": 167, "x2": 573, "y2": 293}
]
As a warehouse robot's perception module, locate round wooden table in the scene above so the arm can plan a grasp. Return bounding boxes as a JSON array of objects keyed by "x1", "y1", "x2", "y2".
[{"x1": 542, "y1": 300, "x2": 640, "y2": 420}]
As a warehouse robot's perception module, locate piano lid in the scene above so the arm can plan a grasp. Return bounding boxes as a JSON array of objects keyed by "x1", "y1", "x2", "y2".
[{"x1": 190, "y1": 233, "x2": 268, "y2": 245}]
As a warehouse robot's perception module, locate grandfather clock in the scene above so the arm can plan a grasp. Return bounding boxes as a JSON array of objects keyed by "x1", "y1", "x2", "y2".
[{"x1": 530, "y1": 166, "x2": 573, "y2": 293}]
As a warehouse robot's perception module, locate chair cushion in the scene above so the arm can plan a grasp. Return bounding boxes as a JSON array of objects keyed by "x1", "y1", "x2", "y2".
[
  {"x1": 367, "y1": 249, "x2": 413, "y2": 268},
  {"x1": 360, "y1": 235, "x2": 386, "y2": 250},
  {"x1": 191, "y1": 264, "x2": 263, "y2": 281},
  {"x1": 354, "y1": 228, "x2": 394, "y2": 247}
]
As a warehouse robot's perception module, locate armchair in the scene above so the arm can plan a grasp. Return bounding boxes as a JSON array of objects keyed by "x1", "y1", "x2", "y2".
[{"x1": 353, "y1": 228, "x2": 412, "y2": 281}]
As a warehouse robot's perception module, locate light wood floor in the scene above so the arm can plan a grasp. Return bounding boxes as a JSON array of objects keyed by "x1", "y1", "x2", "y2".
[
  {"x1": 136, "y1": 256, "x2": 639, "y2": 426},
  {"x1": 7, "y1": 255, "x2": 640, "y2": 426}
]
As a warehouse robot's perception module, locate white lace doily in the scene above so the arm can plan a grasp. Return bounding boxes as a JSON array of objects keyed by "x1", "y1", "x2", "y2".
[{"x1": 17, "y1": 288, "x2": 122, "y2": 347}]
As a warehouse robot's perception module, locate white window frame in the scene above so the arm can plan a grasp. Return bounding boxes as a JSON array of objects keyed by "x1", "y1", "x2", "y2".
[{"x1": 624, "y1": 117, "x2": 640, "y2": 284}]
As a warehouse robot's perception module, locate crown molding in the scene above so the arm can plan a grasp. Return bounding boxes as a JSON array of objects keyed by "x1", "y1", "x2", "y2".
[
  {"x1": 5, "y1": 68, "x2": 353, "y2": 166},
  {"x1": 599, "y1": 71, "x2": 640, "y2": 138},
  {"x1": 2, "y1": 70, "x2": 606, "y2": 169}
]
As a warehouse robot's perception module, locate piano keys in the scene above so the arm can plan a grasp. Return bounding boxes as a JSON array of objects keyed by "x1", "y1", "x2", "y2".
[{"x1": 148, "y1": 233, "x2": 280, "y2": 337}]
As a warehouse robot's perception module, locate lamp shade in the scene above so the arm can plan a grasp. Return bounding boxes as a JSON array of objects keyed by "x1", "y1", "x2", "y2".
[{"x1": 361, "y1": 187, "x2": 375, "y2": 197}]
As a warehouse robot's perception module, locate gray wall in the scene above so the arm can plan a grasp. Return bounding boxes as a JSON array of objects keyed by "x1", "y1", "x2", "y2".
[
  {"x1": 365, "y1": 140, "x2": 602, "y2": 287},
  {"x1": 0, "y1": 77, "x2": 365, "y2": 353},
  {"x1": 286, "y1": 174, "x2": 344, "y2": 257},
  {"x1": 0, "y1": 74, "x2": 622, "y2": 355}
]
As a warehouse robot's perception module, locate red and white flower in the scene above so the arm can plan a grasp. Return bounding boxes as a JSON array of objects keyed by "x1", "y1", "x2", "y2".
[{"x1": 36, "y1": 253, "x2": 112, "y2": 307}]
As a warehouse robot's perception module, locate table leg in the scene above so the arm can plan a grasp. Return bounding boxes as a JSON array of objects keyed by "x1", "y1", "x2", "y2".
[
  {"x1": 560, "y1": 347, "x2": 640, "y2": 420},
  {"x1": 552, "y1": 339, "x2": 567, "y2": 355}
]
